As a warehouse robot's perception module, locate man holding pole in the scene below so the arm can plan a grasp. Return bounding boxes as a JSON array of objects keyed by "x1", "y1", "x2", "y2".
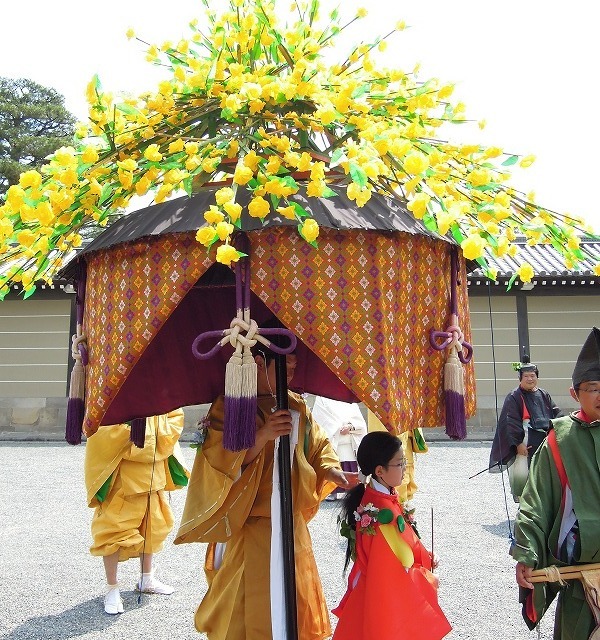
[
  {"x1": 175, "y1": 332, "x2": 355, "y2": 639},
  {"x1": 512, "y1": 327, "x2": 600, "y2": 639}
]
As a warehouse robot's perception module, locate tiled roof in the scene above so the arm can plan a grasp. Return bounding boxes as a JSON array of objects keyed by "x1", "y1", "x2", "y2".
[
  {"x1": 468, "y1": 239, "x2": 600, "y2": 289},
  {"x1": 469, "y1": 239, "x2": 600, "y2": 279}
]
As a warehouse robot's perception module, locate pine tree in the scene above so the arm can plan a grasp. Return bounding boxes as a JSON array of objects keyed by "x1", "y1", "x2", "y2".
[{"x1": 0, "y1": 77, "x2": 75, "y2": 200}]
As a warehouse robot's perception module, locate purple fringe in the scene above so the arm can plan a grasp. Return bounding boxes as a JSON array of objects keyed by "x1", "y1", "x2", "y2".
[
  {"x1": 223, "y1": 395, "x2": 257, "y2": 451},
  {"x1": 65, "y1": 397, "x2": 84, "y2": 445},
  {"x1": 444, "y1": 389, "x2": 466, "y2": 441},
  {"x1": 130, "y1": 417, "x2": 146, "y2": 448}
]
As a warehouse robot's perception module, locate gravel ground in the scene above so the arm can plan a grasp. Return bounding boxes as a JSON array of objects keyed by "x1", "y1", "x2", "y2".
[{"x1": 0, "y1": 441, "x2": 555, "y2": 639}]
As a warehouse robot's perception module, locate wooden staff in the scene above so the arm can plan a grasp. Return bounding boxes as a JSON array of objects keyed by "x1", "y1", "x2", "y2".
[{"x1": 529, "y1": 563, "x2": 600, "y2": 583}]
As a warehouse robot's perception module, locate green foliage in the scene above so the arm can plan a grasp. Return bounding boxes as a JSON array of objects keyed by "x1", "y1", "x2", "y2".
[{"x1": 0, "y1": 77, "x2": 75, "y2": 201}]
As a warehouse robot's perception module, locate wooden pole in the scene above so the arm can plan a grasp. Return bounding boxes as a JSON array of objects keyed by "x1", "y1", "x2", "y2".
[
  {"x1": 275, "y1": 353, "x2": 298, "y2": 640},
  {"x1": 529, "y1": 563, "x2": 600, "y2": 583}
]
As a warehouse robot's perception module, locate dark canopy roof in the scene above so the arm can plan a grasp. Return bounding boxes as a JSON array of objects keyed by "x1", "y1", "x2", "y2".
[{"x1": 64, "y1": 184, "x2": 447, "y2": 268}]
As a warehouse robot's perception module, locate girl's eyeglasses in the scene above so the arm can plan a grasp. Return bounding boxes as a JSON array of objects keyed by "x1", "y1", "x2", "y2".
[{"x1": 386, "y1": 460, "x2": 407, "y2": 468}]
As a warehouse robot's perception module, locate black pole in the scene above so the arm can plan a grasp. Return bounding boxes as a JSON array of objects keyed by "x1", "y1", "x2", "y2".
[{"x1": 274, "y1": 353, "x2": 298, "y2": 640}]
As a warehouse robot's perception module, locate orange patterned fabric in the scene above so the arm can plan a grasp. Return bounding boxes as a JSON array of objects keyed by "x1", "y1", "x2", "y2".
[
  {"x1": 82, "y1": 227, "x2": 475, "y2": 435},
  {"x1": 248, "y1": 227, "x2": 475, "y2": 432},
  {"x1": 83, "y1": 234, "x2": 213, "y2": 435}
]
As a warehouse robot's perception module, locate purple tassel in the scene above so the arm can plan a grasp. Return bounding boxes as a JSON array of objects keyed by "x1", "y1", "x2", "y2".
[
  {"x1": 223, "y1": 396, "x2": 242, "y2": 450},
  {"x1": 444, "y1": 389, "x2": 466, "y2": 440},
  {"x1": 223, "y1": 396, "x2": 257, "y2": 451},
  {"x1": 130, "y1": 417, "x2": 146, "y2": 448},
  {"x1": 65, "y1": 397, "x2": 84, "y2": 445}
]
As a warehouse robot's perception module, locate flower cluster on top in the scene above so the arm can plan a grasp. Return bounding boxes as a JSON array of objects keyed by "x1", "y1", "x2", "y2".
[{"x1": 0, "y1": 0, "x2": 598, "y2": 299}]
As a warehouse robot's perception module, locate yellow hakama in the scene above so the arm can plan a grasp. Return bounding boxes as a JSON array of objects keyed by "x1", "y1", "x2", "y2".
[
  {"x1": 175, "y1": 393, "x2": 340, "y2": 640},
  {"x1": 85, "y1": 409, "x2": 189, "y2": 561}
]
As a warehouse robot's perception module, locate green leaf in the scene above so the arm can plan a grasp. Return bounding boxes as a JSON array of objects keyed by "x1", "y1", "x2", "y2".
[
  {"x1": 506, "y1": 273, "x2": 518, "y2": 291},
  {"x1": 330, "y1": 147, "x2": 345, "y2": 167},
  {"x1": 321, "y1": 186, "x2": 337, "y2": 198},
  {"x1": 351, "y1": 83, "x2": 371, "y2": 99},
  {"x1": 23, "y1": 285, "x2": 37, "y2": 300},
  {"x1": 501, "y1": 155, "x2": 519, "y2": 167},
  {"x1": 291, "y1": 202, "x2": 310, "y2": 218},
  {"x1": 116, "y1": 103, "x2": 142, "y2": 116},
  {"x1": 422, "y1": 212, "x2": 437, "y2": 232},
  {"x1": 349, "y1": 162, "x2": 367, "y2": 188},
  {"x1": 270, "y1": 193, "x2": 280, "y2": 209},
  {"x1": 450, "y1": 223, "x2": 465, "y2": 244},
  {"x1": 183, "y1": 177, "x2": 193, "y2": 197}
]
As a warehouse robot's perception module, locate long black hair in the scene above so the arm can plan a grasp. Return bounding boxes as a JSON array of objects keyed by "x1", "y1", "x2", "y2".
[{"x1": 339, "y1": 431, "x2": 403, "y2": 571}]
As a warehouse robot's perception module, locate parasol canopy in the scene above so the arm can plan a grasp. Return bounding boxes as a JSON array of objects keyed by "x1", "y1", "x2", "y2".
[{"x1": 61, "y1": 186, "x2": 475, "y2": 437}]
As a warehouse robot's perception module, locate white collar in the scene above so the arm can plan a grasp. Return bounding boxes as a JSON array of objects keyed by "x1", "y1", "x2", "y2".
[{"x1": 371, "y1": 478, "x2": 393, "y2": 494}]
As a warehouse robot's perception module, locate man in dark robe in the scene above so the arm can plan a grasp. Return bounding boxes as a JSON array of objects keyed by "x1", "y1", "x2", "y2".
[{"x1": 489, "y1": 355, "x2": 561, "y2": 499}]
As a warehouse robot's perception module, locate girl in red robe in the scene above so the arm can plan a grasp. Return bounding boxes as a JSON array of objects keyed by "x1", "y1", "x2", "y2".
[{"x1": 333, "y1": 431, "x2": 451, "y2": 640}]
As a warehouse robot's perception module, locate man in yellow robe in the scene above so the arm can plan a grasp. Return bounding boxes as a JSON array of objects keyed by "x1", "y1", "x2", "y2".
[
  {"x1": 175, "y1": 351, "x2": 356, "y2": 639},
  {"x1": 85, "y1": 409, "x2": 189, "y2": 614}
]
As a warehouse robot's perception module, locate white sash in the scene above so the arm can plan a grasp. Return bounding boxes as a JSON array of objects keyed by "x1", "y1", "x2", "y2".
[{"x1": 270, "y1": 410, "x2": 299, "y2": 640}]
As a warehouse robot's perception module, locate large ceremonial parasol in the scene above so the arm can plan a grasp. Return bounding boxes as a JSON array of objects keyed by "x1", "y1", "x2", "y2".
[
  {"x1": 60, "y1": 184, "x2": 475, "y2": 436},
  {"x1": 60, "y1": 184, "x2": 475, "y2": 640}
]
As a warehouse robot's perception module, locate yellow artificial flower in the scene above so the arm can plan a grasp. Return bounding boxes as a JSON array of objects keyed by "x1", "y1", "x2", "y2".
[
  {"x1": 467, "y1": 168, "x2": 491, "y2": 187},
  {"x1": 126, "y1": 28, "x2": 135, "y2": 40},
  {"x1": 0, "y1": 217, "x2": 14, "y2": 239},
  {"x1": 520, "y1": 155, "x2": 536, "y2": 168},
  {"x1": 243, "y1": 150, "x2": 261, "y2": 172},
  {"x1": 404, "y1": 152, "x2": 429, "y2": 175},
  {"x1": 276, "y1": 205, "x2": 297, "y2": 220},
  {"x1": 196, "y1": 226, "x2": 217, "y2": 246},
  {"x1": 356, "y1": 8, "x2": 368, "y2": 17},
  {"x1": 154, "y1": 184, "x2": 173, "y2": 203},
  {"x1": 204, "y1": 206, "x2": 225, "y2": 224},
  {"x1": 117, "y1": 158, "x2": 137, "y2": 172},
  {"x1": 406, "y1": 192, "x2": 430, "y2": 219},
  {"x1": 135, "y1": 177, "x2": 151, "y2": 196},
  {"x1": 215, "y1": 187, "x2": 235, "y2": 206},
  {"x1": 234, "y1": 164, "x2": 254, "y2": 185},
  {"x1": 217, "y1": 202, "x2": 239, "y2": 223},
  {"x1": 593, "y1": 264, "x2": 600, "y2": 277},
  {"x1": 35, "y1": 202, "x2": 55, "y2": 226},
  {"x1": 248, "y1": 196, "x2": 270, "y2": 219},
  {"x1": 215, "y1": 221, "x2": 234, "y2": 241},
  {"x1": 185, "y1": 141, "x2": 199, "y2": 156},
  {"x1": 306, "y1": 180, "x2": 327, "y2": 198},
  {"x1": 216, "y1": 244, "x2": 241, "y2": 266},
  {"x1": 19, "y1": 170, "x2": 43, "y2": 189},
  {"x1": 81, "y1": 146, "x2": 100, "y2": 164},
  {"x1": 17, "y1": 229, "x2": 37, "y2": 247},
  {"x1": 202, "y1": 156, "x2": 221, "y2": 173},
  {"x1": 301, "y1": 218, "x2": 320, "y2": 242},
  {"x1": 460, "y1": 234, "x2": 487, "y2": 260},
  {"x1": 168, "y1": 139, "x2": 185, "y2": 154},
  {"x1": 517, "y1": 262, "x2": 534, "y2": 283},
  {"x1": 144, "y1": 144, "x2": 163, "y2": 162},
  {"x1": 495, "y1": 236, "x2": 509, "y2": 258},
  {"x1": 266, "y1": 156, "x2": 281, "y2": 175}
]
